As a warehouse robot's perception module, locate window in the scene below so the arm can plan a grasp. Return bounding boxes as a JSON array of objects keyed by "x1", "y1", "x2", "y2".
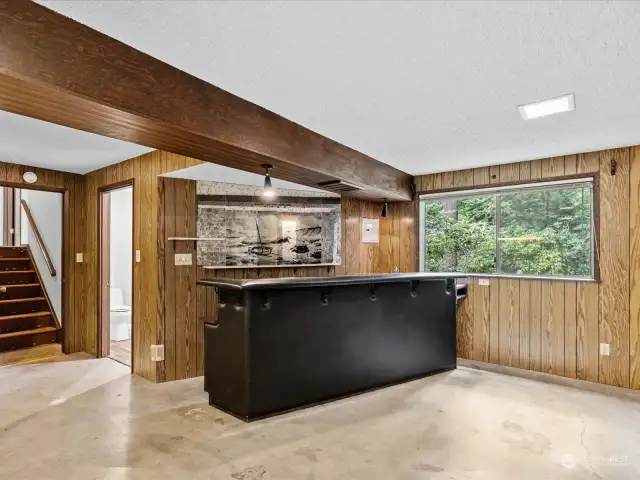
[{"x1": 419, "y1": 178, "x2": 595, "y2": 279}]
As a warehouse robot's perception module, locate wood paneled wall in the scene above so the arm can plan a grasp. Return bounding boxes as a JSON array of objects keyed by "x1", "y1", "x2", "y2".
[
  {"x1": 0, "y1": 161, "x2": 84, "y2": 355},
  {"x1": 158, "y1": 179, "x2": 417, "y2": 382},
  {"x1": 417, "y1": 147, "x2": 640, "y2": 390},
  {"x1": 80, "y1": 151, "x2": 202, "y2": 382}
]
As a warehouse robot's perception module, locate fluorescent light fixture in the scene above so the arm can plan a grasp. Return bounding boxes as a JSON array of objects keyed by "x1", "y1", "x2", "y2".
[{"x1": 518, "y1": 94, "x2": 575, "y2": 120}]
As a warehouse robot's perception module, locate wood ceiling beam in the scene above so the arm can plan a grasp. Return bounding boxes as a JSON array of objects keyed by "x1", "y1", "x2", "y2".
[{"x1": 0, "y1": 1, "x2": 412, "y2": 201}]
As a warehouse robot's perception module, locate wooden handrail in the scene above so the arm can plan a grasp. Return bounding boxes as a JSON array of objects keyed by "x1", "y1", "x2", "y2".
[{"x1": 20, "y1": 200, "x2": 56, "y2": 277}]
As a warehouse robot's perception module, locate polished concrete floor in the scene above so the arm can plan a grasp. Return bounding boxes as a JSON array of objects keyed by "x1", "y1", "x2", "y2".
[{"x1": 1, "y1": 355, "x2": 639, "y2": 479}]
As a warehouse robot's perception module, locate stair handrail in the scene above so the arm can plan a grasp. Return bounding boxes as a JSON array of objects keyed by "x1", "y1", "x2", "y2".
[{"x1": 20, "y1": 200, "x2": 57, "y2": 277}]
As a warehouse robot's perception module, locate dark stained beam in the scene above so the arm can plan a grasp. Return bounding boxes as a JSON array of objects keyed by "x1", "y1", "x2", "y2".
[{"x1": 0, "y1": 0, "x2": 412, "y2": 201}]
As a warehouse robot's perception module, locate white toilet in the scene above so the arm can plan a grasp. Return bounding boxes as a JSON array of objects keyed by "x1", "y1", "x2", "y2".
[{"x1": 110, "y1": 287, "x2": 132, "y2": 342}]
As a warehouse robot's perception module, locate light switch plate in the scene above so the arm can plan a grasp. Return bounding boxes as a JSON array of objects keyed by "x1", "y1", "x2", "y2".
[
  {"x1": 600, "y1": 343, "x2": 610, "y2": 356},
  {"x1": 76, "y1": 253, "x2": 83, "y2": 263},
  {"x1": 479, "y1": 278, "x2": 490, "y2": 286},
  {"x1": 175, "y1": 253, "x2": 193, "y2": 266},
  {"x1": 136, "y1": 250, "x2": 141, "y2": 263},
  {"x1": 151, "y1": 344, "x2": 165, "y2": 362}
]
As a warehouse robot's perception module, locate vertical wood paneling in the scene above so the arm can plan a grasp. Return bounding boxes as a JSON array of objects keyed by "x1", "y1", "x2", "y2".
[
  {"x1": 489, "y1": 279, "x2": 500, "y2": 364},
  {"x1": 542, "y1": 281, "x2": 565, "y2": 376},
  {"x1": 473, "y1": 167, "x2": 490, "y2": 187},
  {"x1": 519, "y1": 161, "x2": 532, "y2": 181},
  {"x1": 499, "y1": 163, "x2": 520, "y2": 183},
  {"x1": 598, "y1": 148, "x2": 630, "y2": 387},
  {"x1": 163, "y1": 178, "x2": 176, "y2": 382},
  {"x1": 441, "y1": 171, "x2": 455, "y2": 189},
  {"x1": 456, "y1": 280, "x2": 473, "y2": 359},
  {"x1": 454, "y1": 169, "x2": 474, "y2": 188},
  {"x1": 564, "y1": 282, "x2": 577, "y2": 379},
  {"x1": 343, "y1": 198, "x2": 361, "y2": 275},
  {"x1": 472, "y1": 279, "x2": 490, "y2": 362},
  {"x1": 378, "y1": 204, "x2": 393, "y2": 274},
  {"x1": 398, "y1": 201, "x2": 417, "y2": 273},
  {"x1": 541, "y1": 157, "x2": 565, "y2": 178},
  {"x1": 631, "y1": 146, "x2": 640, "y2": 389},
  {"x1": 530, "y1": 159, "x2": 542, "y2": 179},
  {"x1": 577, "y1": 282, "x2": 599, "y2": 382},
  {"x1": 564, "y1": 155, "x2": 578, "y2": 175},
  {"x1": 578, "y1": 151, "x2": 600, "y2": 174},
  {"x1": 498, "y1": 279, "x2": 519, "y2": 367},
  {"x1": 529, "y1": 280, "x2": 542, "y2": 371},
  {"x1": 519, "y1": 280, "x2": 530, "y2": 370}
]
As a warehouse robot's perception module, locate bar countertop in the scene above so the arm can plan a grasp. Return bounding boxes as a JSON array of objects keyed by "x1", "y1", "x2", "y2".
[{"x1": 197, "y1": 272, "x2": 467, "y2": 291}]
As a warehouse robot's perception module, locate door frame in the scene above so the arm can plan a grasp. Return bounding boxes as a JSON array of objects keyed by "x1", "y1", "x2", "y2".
[
  {"x1": 97, "y1": 179, "x2": 135, "y2": 371},
  {"x1": 0, "y1": 181, "x2": 68, "y2": 350}
]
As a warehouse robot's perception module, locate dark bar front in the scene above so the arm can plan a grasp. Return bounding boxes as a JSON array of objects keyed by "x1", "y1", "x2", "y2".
[{"x1": 199, "y1": 273, "x2": 462, "y2": 421}]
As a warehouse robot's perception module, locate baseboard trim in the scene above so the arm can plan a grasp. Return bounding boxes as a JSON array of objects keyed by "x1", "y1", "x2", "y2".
[{"x1": 458, "y1": 358, "x2": 640, "y2": 402}]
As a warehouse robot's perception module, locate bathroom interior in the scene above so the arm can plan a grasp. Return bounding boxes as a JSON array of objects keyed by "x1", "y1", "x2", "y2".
[{"x1": 107, "y1": 186, "x2": 133, "y2": 366}]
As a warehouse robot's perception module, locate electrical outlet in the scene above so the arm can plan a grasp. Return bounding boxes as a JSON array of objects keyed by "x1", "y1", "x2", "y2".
[
  {"x1": 174, "y1": 253, "x2": 193, "y2": 266},
  {"x1": 136, "y1": 250, "x2": 141, "y2": 263},
  {"x1": 600, "y1": 343, "x2": 610, "y2": 356},
  {"x1": 76, "y1": 253, "x2": 83, "y2": 263},
  {"x1": 479, "y1": 278, "x2": 490, "y2": 286},
  {"x1": 151, "y1": 344, "x2": 165, "y2": 362}
]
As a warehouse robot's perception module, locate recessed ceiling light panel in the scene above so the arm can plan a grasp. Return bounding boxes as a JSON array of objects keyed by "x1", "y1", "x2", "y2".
[{"x1": 518, "y1": 94, "x2": 575, "y2": 120}]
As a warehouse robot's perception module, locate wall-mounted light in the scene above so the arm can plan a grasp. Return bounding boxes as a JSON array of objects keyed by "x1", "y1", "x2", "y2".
[
  {"x1": 262, "y1": 164, "x2": 275, "y2": 198},
  {"x1": 381, "y1": 199, "x2": 388, "y2": 217},
  {"x1": 23, "y1": 171, "x2": 38, "y2": 184}
]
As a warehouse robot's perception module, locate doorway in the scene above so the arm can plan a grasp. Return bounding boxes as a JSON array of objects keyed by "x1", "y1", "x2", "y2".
[{"x1": 98, "y1": 183, "x2": 134, "y2": 368}]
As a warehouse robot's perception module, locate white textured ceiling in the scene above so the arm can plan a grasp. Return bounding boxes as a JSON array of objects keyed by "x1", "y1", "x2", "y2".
[
  {"x1": 35, "y1": 1, "x2": 640, "y2": 174},
  {"x1": 0, "y1": 110, "x2": 153, "y2": 174},
  {"x1": 163, "y1": 163, "x2": 337, "y2": 196}
]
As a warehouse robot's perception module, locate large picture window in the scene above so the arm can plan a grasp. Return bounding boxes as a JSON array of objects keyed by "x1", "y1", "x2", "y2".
[{"x1": 419, "y1": 178, "x2": 595, "y2": 279}]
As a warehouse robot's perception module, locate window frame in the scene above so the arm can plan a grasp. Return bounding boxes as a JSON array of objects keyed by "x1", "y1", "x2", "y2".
[{"x1": 418, "y1": 174, "x2": 599, "y2": 282}]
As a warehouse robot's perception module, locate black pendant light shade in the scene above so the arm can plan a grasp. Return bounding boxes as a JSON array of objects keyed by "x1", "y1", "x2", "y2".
[
  {"x1": 262, "y1": 164, "x2": 275, "y2": 197},
  {"x1": 381, "y1": 199, "x2": 388, "y2": 217}
]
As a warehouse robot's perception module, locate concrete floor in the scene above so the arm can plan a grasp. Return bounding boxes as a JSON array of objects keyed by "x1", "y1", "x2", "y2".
[{"x1": 1, "y1": 356, "x2": 639, "y2": 479}]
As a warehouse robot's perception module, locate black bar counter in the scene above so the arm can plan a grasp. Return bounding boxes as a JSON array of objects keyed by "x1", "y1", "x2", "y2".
[{"x1": 198, "y1": 273, "x2": 464, "y2": 421}]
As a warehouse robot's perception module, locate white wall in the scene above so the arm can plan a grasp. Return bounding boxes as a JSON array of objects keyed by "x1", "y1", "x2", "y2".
[
  {"x1": 109, "y1": 187, "x2": 133, "y2": 306},
  {"x1": 21, "y1": 189, "x2": 63, "y2": 320}
]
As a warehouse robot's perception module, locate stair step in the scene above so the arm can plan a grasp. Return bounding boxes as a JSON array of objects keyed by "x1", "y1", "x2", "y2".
[
  {"x1": 0, "y1": 297, "x2": 45, "y2": 304},
  {"x1": 0, "y1": 283, "x2": 40, "y2": 289},
  {"x1": 0, "y1": 248, "x2": 29, "y2": 259},
  {"x1": 0, "y1": 258, "x2": 30, "y2": 261},
  {"x1": 0, "y1": 270, "x2": 34, "y2": 274},
  {"x1": 0, "y1": 311, "x2": 51, "y2": 322},
  {"x1": 0, "y1": 326, "x2": 56, "y2": 340}
]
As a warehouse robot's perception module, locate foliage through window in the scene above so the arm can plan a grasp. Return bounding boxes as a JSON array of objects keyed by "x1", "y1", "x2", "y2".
[{"x1": 420, "y1": 180, "x2": 594, "y2": 278}]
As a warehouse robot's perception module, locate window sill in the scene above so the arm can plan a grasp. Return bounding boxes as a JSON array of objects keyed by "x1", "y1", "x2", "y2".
[{"x1": 441, "y1": 272, "x2": 597, "y2": 283}]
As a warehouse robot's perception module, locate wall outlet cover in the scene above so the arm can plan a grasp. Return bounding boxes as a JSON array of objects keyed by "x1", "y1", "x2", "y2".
[
  {"x1": 479, "y1": 278, "x2": 490, "y2": 286},
  {"x1": 175, "y1": 253, "x2": 193, "y2": 266},
  {"x1": 599, "y1": 343, "x2": 610, "y2": 356},
  {"x1": 151, "y1": 344, "x2": 165, "y2": 362},
  {"x1": 136, "y1": 250, "x2": 141, "y2": 263},
  {"x1": 76, "y1": 253, "x2": 83, "y2": 263}
]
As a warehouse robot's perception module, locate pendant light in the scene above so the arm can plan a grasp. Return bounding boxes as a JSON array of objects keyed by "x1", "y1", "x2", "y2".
[
  {"x1": 262, "y1": 164, "x2": 275, "y2": 198},
  {"x1": 381, "y1": 199, "x2": 388, "y2": 217}
]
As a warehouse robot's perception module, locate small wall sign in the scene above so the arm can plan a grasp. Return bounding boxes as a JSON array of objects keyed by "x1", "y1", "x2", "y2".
[{"x1": 361, "y1": 218, "x2": 379, "y2": 244}]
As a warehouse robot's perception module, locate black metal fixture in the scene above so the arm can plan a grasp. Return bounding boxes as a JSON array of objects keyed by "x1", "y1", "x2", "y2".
[
  {"x1": 611, "y1": 159, "x2": 617, "y2": 176},
  {"x1": 381, "y1": 199, "x2": 388, "y2": 217},
  {"x1": 262, "y1": 164, "x2": 275, "y2": 197}
]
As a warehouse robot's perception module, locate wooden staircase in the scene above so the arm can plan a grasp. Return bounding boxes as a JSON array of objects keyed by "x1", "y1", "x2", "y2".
[{"x1": 0, "y1": 246, "x2": 59, "y2": 353}]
